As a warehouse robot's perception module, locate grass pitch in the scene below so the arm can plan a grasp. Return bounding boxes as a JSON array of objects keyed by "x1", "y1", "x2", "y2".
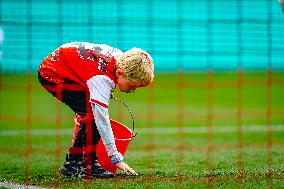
[{"x1": 0, "y1": 72, "x2": 284, "y2": 188}]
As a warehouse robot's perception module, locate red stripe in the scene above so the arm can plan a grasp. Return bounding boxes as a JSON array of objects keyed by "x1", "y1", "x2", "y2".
[
  {"x1": 84, "y1": 145, "x2": 98, "y2": 154},
  {"x1": 84, "y1": 120, "x2": 93, "y2": 167},
  {"x1": 72, "y1": 115, "x2": 80, "y2": 145},
  {"x1": 68, "y1": 145, "x2": 98, "y2": 154},
  {"x1": 90, "y1": 99, "x2": 108, "y2": 108},
  {"x1": 42, "y1": 83, "x2": 86, "y2": 92},
  {"x1": 69, "y1": 147, "x2": 83, "y2": 154}
]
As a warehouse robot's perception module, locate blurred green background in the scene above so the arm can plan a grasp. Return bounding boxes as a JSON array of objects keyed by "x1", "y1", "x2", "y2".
[{"x1": 0, "y1": 72, "x2": 284, "y2": 188}]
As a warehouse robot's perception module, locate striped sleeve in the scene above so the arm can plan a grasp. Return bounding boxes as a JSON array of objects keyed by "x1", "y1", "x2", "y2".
[{"x1": 86, "y1": 75, "x2": 118, "y2": 156}]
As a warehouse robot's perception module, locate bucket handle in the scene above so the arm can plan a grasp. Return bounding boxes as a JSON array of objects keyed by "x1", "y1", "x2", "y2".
[{"x1": 112, "y1": 96, "x2": 137, "y2": 138}]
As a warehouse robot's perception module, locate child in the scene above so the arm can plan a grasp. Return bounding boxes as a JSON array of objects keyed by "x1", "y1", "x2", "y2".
[{"x1": 38, "y1": 42, "x2": 154, "y2": 178}]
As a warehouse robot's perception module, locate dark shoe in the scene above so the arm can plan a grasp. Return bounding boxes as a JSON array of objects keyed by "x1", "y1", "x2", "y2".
[
  {"x1": 59, "y1": 160, "x2": 85, "y2": 178},
  {"x1": 89, "y1": 160, "x2": 114, "y2": 179},
  {"x1": 59, "y1": 160, "x2": 114, "y2": 179}
]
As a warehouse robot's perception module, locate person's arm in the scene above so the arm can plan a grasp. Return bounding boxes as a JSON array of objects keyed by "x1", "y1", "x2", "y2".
[
  {"x1": 91, "y1": 104, "x2": 138, "y2": 175},
  {"x1": 87, "y1": 75, "x2": 138, "y2": 175},
  {"x1": 91, "y1": 103, "x2": 117, "y2": 156}
]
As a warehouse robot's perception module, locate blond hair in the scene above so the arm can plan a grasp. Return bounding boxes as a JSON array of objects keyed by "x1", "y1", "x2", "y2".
[{"x1": 116, "y1": 48, "x2": 154, "y2": 86}]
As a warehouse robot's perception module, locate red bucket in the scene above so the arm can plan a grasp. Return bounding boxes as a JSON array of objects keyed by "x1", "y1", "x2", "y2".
[{"x1": 96, "y1": 119, "x2": 135, "y2": 173}]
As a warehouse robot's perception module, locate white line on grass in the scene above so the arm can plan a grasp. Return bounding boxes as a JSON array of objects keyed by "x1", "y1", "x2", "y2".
[
  {"x1": 0, "y1": 125, "x2": 283, "y2": 136},
  {"x1": 140, "y1": 124, "x2": 284, "y2": 134},
  {"x1": 0, "y1": 181, "x2": 49, "y2": 189}
]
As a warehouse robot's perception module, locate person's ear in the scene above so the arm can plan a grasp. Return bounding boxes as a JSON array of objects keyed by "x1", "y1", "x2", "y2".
[{"x1": 116, "y1": 68, "x2": 124, "y2": 77}]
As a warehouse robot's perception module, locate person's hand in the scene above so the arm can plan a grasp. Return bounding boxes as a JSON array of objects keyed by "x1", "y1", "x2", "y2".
[{"x1": 115, "y1": 161, "x2": 138, "y2": 176}]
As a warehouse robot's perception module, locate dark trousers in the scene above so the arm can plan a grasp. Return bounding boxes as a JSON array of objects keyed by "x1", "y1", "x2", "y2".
[{"x1": 38, "y1": 73, "x2": 101, "y2": 163}]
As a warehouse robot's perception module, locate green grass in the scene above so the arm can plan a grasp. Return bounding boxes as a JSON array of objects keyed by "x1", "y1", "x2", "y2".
[{"x1": 0, "y1": 72, "x2": 284, "y2": 188}]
